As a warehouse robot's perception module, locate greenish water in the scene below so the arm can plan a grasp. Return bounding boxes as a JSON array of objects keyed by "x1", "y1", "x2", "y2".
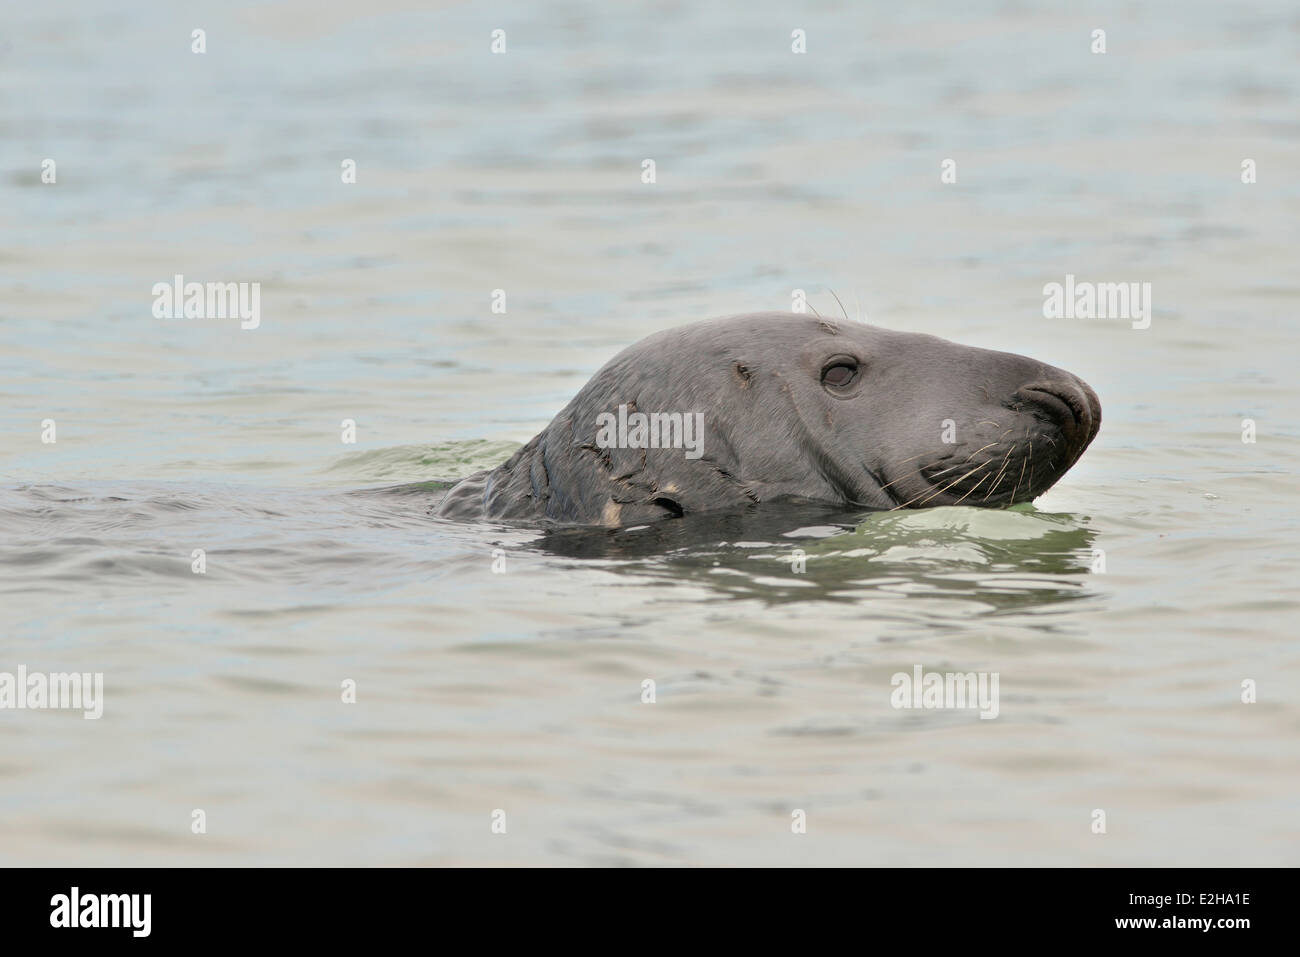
[{"x1": 1, "y1": 0, "x2": 1298, "y2": 866}]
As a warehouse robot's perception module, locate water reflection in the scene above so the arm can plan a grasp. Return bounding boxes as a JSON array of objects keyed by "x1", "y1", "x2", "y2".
[{"x1": 534, "y1": 502, "x2": 1099, "y2": 613}]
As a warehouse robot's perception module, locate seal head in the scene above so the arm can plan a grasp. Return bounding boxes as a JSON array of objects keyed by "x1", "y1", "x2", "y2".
[{"x1": 436, "y1": 313, "x2": 1101, "y2": 526}]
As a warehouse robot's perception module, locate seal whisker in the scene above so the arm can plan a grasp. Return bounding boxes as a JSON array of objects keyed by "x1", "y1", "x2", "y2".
[
  {"x1": 828, "y1": 288, "x2": 850, "y2": 323},
  {"x1": 891, "y1": 460, "x2": 991, "y2": 509},
  {"x1": 911, "y1": 461, "x2": 992, "y2": 508},
  {"x1": 921, "y1": 442, "x2": 1000, "y2": 482},
  {"x1": 962, "y1": 442, "x2": 1000, "y2": 462},
  {"x1": 982, "y1": 446, "x2": 1016, "y2": 503},
  {"x1": 1009, "y1": 457, "x2": 1028, "y2": 506},
  {"x1": 951, "y1": 472, "x2": 993, "y2": 505},
  {"x1": 877, "y1": 459, "x2": 947, "y2": 492},
  {"x1": 890, "y1": 452, "x2": 931, "y2": 467}
]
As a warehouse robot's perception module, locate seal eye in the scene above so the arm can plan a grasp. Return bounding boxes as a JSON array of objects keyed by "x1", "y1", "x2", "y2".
[{"x1": 821, "y1": 360, "x2": 859, "y2": 390}]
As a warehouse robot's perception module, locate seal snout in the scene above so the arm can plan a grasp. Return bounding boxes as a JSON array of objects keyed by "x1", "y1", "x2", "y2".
[
  {"x1": 887, "y1": 367, "x2": 1104, "y2": 509},
  {"x1": 1014, "y1": 377, "x2": 1102, "y2": 452}
]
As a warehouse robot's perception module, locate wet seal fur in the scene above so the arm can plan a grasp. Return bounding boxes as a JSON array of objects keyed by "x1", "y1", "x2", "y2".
[{"x1": 436, "y1": 313, "x2": 1101, "y2": 527}]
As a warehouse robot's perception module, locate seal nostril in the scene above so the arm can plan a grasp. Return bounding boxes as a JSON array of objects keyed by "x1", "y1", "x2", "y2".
[{"x1": 1016, "y1": 384, "x2": 1087, "y2": 430}]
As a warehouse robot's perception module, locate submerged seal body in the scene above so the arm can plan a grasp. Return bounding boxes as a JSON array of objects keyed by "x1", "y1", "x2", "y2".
[{"x1": 437, "y1": 313, "x2": 1101, "y2": 526}]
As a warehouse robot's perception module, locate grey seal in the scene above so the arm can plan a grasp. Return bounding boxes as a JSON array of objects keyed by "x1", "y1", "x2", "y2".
[{"x1": 436, "y1": 313, "x2": 1101, "y2": 526}]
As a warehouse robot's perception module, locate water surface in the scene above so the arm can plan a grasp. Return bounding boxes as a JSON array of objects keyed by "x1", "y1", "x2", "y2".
[{"x1": 2, "y1": 0, "x2": 1298, "y2": 866}]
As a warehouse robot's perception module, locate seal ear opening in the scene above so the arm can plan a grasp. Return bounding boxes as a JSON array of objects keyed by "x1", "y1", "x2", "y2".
[{"x1": 652, "y1": 496, "x2": 685, "y2": 519}]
